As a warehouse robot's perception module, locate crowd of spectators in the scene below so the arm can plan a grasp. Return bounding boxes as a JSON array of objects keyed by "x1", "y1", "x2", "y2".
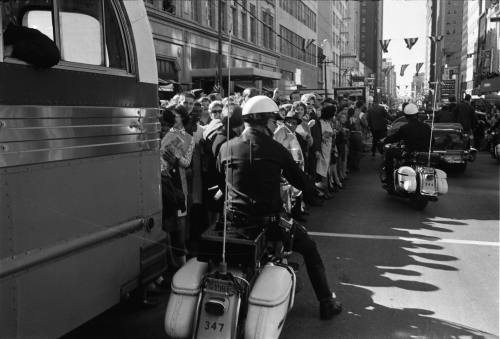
[{"x1": 156, "y1": 88, "x2": 373, "y2": 277}]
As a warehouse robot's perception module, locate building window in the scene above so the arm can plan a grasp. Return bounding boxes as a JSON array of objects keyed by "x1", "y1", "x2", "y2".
[
  {"x1": 279, "y1": 25, "x2": 316, "y2": 65},
  {"x1": 241, "y1": 0, "x2": 247, "y2": 40},
  {"x1": 162, "y1": 0, "x2": 175, "y2": 14},
  {"x1": 192, "y1": 0, "x2": 201, "y2": 23},
  {"x1": 157, "y1": 58, "x2": 178, "y2": 81},
  {"x1": 232, "y1": 5, "x2": 238, "y2": 36},
  {"x1": 281, "y1": 69, "x2": 294, "y2": 81},
  {"x1": 250, "y1": 3, "x2": 257, "y2": 43},
  {"x1": 262, "y1": 10, "x2": 274, "y2": 50},
  {"x1": 278, "y1": 0, "x2": 316, "y2": 31},
  {"x1": 221, "y1": 0, "x2": 227, "y2": 32},
  {"x1": 207, "y1": 0, "x2": 215, "y2": 28},
  {"x1": 53, "y1": 0, "x2": 127, "y2": 69}
]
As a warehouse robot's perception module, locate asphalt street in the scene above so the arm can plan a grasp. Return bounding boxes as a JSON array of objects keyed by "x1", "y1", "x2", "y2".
[{"x1": 64, "y1": 153, "x2": 499, "y2": 339}]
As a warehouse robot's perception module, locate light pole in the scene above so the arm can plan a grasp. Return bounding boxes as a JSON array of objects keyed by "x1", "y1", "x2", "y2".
[{"x1": 319, "y1": 57, "x2": 335, "y2": 98}]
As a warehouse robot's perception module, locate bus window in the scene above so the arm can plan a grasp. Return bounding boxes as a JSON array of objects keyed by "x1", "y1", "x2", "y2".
[
  {"x1": 21, "y1": 10, "x2": 54, "y2": 41},
  {"x1": 3, "y1": 0, "x2": 129, "y2": 72},
  {"x1": 103, "y1": 0, "x2": 127, "y2": 69},
  {"x1": 58, "y1": 0, "x2": 104, "y2": 65}
]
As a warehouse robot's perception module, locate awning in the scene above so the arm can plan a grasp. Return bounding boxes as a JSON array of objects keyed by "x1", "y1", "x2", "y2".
[
  {"x1": 478, "y1": 76, "x2": 500, "y2": 93},
  {"x1": 191, "y1": 67, "x2": 282, "y2": 80}
]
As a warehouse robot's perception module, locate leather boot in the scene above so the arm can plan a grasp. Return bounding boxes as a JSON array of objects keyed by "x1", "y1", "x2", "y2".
[{"x1": 319, "y1": 295, "x2": 343, "y2": 320}]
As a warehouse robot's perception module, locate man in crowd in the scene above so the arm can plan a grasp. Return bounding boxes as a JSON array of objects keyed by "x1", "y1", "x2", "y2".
[
  {"x1": 436, "y1": 96, "x2": 458, "y2": 123},
  {"x1": 217, "y1": 95, "x2": 343, "y2": 320},
  {"x1": 367, "y1": 100, "x2": 392, "y2": 157},
  {"x1": 455, "y1": 94, "x2": 477, "y2": 135},
  {"x1": 178, "y1": 92, "x2": 195, "y2": 114}
]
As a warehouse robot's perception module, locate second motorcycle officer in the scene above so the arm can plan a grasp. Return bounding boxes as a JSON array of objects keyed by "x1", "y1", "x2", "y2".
[{"x1": 217, "y1": 95, "x2": 342, "y2": 320}]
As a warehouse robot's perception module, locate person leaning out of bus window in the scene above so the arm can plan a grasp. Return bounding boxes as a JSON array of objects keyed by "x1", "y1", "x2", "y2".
[
  {"x1": 160, "y1": 104, "x2": 195, "y2": 270},
  {"x1": 2, "y1": 1, "x2": 60, "y2": 68}
]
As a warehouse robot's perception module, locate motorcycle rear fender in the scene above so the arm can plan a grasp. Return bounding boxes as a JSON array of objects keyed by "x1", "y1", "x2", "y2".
[
  {"x1": 244, "y1": 263, "x2": 295, "y2": 339},
  {"x1": 434, "y1": 168, "x2": 448, "y2": 195},
  {"x1": 164, "y1": 258, "x2": 209, "y2": 338},
  {"x1": 395, "y1": 166, "x2": 417, "y2": 193}
]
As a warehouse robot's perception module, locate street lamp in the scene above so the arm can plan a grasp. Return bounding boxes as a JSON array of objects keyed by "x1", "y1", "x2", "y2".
[{"x1": 319, "y1": 56, "x2": 335, "y2": 98}]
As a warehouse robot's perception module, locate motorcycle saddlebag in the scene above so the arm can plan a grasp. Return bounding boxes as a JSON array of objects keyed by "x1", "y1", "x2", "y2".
[
  {"x1": 395, "y1": 166, "x2": 417, "y2": 193},
  {"x1": 165, "y1": 258, "x2": 209, "y2": 338},
  {"x1": 435, "y1": 168, "x2": 448, "y2": 195},
  {"x1": 244, "y1": 263, "x2": 295, "y2": 339}
]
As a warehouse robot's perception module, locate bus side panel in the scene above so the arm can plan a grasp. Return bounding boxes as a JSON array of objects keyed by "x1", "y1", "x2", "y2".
[
  {"x1": 1, "y1": 152, "x2": 159, "y2": 256},
  {"x1": 0, "y1": 280, "x2": 17, "y2": 339},
  {"x1": 17, "y1": 234, "x2": 142, "y2": 339},
  {"x1": 0, "y1": 152, "x2": 164, "y2": 338}
]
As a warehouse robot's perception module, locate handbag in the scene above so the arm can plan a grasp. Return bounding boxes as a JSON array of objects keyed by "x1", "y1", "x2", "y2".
[{"x1": 161, "y1": 168, "x2": 186, "y2": 218}]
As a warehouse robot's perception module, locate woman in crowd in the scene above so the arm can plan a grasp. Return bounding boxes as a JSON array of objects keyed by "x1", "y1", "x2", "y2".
[
  {"x1": 347, "y1": 101, "x2": 364, "y2": 171},
  {"x1": 311, "y1": 105, "x2": 336, "y2": 199},
  {"x1": 160, "y1": 104, "x2": 195, "y2": 269}
]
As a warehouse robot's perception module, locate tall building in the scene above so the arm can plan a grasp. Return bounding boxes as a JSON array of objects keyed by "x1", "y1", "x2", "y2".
[
  {"x1": 145, "y1": 0, "x2": 282, "y2": 95},
  {"x1": 359, "y1": 0, "x2": 383, "y2": 100},
  {"x1": 381, "y1": 58, "x2": 397, "y2": 107},
  {"x1": 344, "y1": 0, "x2": 366, "y2": 87},
  {"x1": 440, "y1": 1, "x2": 464, "y2": 81},
  {"x1": 460, "y1": 0, "x2": 481, "y2": 95},
  {"x1": 426, "y1": 0, "x2": 464, "y2": 102},
  {"x1": 277, "y1": 0, "x2": 320, "y2": 91},
  {"x1": 332, "y1": 1, "x2": 348, "y2": 87},
  {"x1": 411, "y1": 73, "x2": 426, "y2": 103}
]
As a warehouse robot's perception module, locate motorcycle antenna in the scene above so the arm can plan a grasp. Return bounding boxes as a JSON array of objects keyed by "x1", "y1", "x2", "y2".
[
  {"x1": 427, "y1": 81, "x2": 440, "y2": 167},
  {"x1": 220, "y1": 27, "x2": 233, "y2": 275}
]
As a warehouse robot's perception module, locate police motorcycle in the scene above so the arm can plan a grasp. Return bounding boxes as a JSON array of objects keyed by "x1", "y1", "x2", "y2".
[
  {"x1": 380, "y1": 146, "x2": 448, "y2": 210},
  {"x1": 164, "y1": 114, "x2": 297, "y2": 339},
  {"x1": 379, "y1": 103, "x2": 448, "y2": 210}
]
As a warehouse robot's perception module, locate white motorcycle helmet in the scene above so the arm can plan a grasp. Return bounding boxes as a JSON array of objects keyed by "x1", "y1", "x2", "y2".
[
  {"x1": 242, "y1": 95, "x2": 279, "y2": 117},
  {"x1": 403, "y1": 103, "x2": 419, "y2": 116}
]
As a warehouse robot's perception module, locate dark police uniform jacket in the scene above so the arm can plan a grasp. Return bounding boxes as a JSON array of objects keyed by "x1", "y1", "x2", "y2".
[
  {"x1": 384, "y1": 119, "x2": 431, "y2": 152},
  {"x1": 217, "y1": 127, "x2": 315, "y2": 217}
]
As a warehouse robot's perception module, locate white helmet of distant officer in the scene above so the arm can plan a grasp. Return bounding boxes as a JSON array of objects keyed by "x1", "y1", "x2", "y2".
[
  {"x1": 403, "y1": 103, "x2": 419, "y2": 116},
  {"x1": 242, "y1": 95, "x2": 282, "y2": 134}
]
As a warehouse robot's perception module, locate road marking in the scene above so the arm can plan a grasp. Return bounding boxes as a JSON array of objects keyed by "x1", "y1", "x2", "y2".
[{"x1": 308, "y1": 231, "x2": 500, "y2": 247}]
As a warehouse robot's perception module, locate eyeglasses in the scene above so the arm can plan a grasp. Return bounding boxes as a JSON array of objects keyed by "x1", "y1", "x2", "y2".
[{"x1": 211, "y1": 110, "x2": 222, "y2": 114}]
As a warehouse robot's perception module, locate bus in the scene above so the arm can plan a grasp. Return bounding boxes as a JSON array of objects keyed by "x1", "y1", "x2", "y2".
[{"x1": 0, "y1": 1, "x2": 165, "y2": 338}]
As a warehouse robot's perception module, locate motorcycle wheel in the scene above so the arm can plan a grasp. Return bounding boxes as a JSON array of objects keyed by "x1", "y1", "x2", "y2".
[{"x1": 411, "y1": 196, "x2": 429, "y2": 210}]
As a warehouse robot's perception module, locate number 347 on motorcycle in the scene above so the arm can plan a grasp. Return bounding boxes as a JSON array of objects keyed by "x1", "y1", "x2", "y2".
[{"x1": 204, "y1": 321, "x2": 224, "y2": 332}]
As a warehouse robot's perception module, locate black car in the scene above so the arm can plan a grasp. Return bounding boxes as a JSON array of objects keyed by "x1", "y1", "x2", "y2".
[{"x1": 387, "y1": 115, "x2": 476, "y2": 171}]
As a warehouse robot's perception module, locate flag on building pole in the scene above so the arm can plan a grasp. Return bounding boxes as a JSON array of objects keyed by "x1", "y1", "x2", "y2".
[
  {"x1": 400, "y1": 64, "x2": 409, "y2": 77},
  {"x1": 429, "y1": 35, "x2": 443, "y2": 43},
  {"x1": 415, "y1": 62, "x2": 424, "y2": 75},
  {"x1": 379, "y1": 39, "x2": 391, "y2": 53},
  {"x1": 302, "y1": 39, "x2": 315, "y2": 52},
  {"x1": 404, "y1": 37, "x2": 419, "y2": 50}
]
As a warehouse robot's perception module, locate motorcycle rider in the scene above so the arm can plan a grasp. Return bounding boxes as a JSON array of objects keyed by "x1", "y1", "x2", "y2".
[
  {"x1": 382, "y1": 103, "x2": 431, "y2": 185},
  {"x1": 217, "y1": 95, "x2": 343, "y2": 320}
]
